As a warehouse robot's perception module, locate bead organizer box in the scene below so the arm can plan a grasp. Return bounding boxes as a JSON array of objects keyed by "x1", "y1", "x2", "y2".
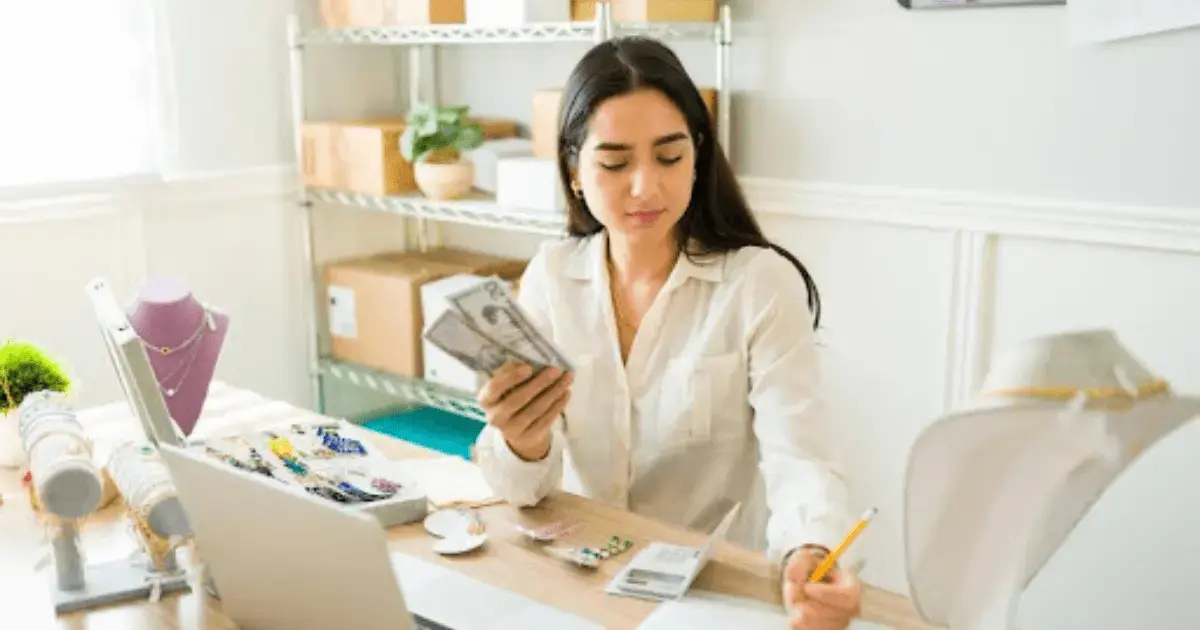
[{"x1": 190, "y1": 420, "x2": 428, "y2": 528}]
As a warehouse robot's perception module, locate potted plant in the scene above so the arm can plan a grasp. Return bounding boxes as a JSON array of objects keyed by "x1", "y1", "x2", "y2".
[
  {"x1": 399, "y1": 102, "x2": 485, "y2": 201},
  {"x1": 0, "y1": 340, "x2": 72, "y2": 469}
]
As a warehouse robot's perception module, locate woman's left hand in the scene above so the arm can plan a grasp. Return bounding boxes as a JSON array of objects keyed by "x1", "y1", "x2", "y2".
[{"x1": 781, "y1": 547, "x2": 862, "y2": 630}]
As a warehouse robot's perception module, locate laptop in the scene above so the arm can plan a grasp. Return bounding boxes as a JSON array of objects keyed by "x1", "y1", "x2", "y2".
[
  {"x1": 158, "y1": 442, "x2": 448, "y2": 630},
  {"x1": 158, "y1": 443, "x2": 605, "y2": 630}
]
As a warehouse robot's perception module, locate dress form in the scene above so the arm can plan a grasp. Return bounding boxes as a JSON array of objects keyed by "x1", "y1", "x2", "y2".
[{"x1": 126, "y1": 278, "x2": 229, "y2": 436}]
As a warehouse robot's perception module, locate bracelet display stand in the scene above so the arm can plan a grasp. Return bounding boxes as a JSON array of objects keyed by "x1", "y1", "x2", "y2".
[{"x1": 19, "y1": 392, "x2": 191, "y2": 614}]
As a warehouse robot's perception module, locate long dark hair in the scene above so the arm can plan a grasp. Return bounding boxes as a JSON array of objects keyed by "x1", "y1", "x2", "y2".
[{"x1": 556, "y1": 36, "x2": 822, "y2": 329}]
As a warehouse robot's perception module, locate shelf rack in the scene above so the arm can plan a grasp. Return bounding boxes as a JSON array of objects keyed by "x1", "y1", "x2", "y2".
[{"x1": 286, "y1": 2, "x2": 734, "y2": 418}]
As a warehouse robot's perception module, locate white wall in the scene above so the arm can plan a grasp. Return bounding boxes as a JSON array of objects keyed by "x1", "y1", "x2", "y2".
[
  {"x1": 2, "y1": 0, "x2": 1198, "y2": 628},
  {"x1": 437, "y1": 1, "x2": 1200, "y2": 627}
]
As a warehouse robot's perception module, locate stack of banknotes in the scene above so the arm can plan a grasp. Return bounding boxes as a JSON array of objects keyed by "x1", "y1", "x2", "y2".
[{"x1": 422, "y1": 277, "x2": 573, "y2": 377}]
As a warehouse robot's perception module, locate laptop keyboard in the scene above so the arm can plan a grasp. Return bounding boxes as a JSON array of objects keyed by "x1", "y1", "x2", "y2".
[{"x1": 414, "y1": 613, "x2": 454, "y2": 630}]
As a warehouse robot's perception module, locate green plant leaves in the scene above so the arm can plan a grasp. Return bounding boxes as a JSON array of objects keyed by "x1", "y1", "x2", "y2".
[
  {"x1": 0, "y1": 340, "x2": 71, "y2": 415},
  {"x1": 454, "y1": 123, "x2": 484, "y2": 152},
  {"x1": 398, "y1": 102, "x2": 482, "y2": 163}
]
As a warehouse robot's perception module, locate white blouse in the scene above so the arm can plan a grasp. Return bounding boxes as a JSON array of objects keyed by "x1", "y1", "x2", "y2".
[{"x1": 475, "y1": 232, "x2": 851, "y2": 563}]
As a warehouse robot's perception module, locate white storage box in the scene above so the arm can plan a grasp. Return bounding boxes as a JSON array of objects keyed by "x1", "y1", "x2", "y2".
[
  {"x1": 496, "y1": 156, "x2": 565, "y2": 214},
  {"x1": 464, "y1": 0, "x2": 570, "y2": 26},
  {"x1": 462, "y1": 138, "x2": 533, "y2": 194},
  {"x1": 421, "y1": 274, "x2": 491, "y2": 392}
]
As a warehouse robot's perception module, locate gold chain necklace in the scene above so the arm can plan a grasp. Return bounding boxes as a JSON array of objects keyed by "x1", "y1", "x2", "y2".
[{"x1": 607, "y1": 256, "x2": 636, "y2": 333}]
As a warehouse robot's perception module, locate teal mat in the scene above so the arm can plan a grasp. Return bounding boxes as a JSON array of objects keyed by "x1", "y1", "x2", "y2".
[{"x1": 362, "y1": 406, "x2": 485, "y2": 460}]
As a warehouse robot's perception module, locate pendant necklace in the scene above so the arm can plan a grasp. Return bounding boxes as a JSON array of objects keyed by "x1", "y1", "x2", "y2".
[
  {"x1": 139, "y1": 309, "x2": 217, "y2": 397},
  {"x1": 138, "y1": 308, "x2": 216, "y2": 356},
  {"x1": 154, "y1": 341, "x2": 205, "y2": 397}
]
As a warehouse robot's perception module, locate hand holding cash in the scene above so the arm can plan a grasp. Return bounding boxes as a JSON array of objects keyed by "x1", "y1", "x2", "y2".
[{"x1": 423, "y1": 277, "x2": 574, "y2": 461}]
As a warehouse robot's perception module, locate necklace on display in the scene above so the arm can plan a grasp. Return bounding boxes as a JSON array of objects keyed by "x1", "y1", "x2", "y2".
[
  {"x1": 139, "y1": 308, "x2": 217, "y2": 356},
  {"x1": 138, "y1": 308, "x2": 217, "y2": 398}
]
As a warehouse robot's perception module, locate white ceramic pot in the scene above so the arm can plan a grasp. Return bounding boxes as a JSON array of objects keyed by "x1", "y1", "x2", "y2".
[
  {"x1": 0, "y1": 411, "x2": 28, "y2": 469},
  {"x1": 414, "y1": 160, "x2": 475, "y2": 201}
]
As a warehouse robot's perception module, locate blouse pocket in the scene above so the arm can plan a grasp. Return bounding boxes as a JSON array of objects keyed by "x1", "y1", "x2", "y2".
[{"x1": 659, "y1": 351, "x2": 749, "y2": 448}]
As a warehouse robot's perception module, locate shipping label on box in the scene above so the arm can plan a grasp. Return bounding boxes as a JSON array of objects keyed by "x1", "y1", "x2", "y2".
[{"x1": 327, "y1": 286, "x2": 359, "y2": 339}]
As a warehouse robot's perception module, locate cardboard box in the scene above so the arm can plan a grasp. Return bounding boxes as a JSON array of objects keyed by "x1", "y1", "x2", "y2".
[
  {"x1": 472, "y1": 117, "x2": 522, "y2": 141},
  {"x1": 531, "y1": 87, "x2": 718, "y2": 160},
  {"x1": 571, "y1": 0, "x2": 717, "y2": 22},
  {"x1": 302, "y1": 118, "x2": 520, "y2": 196},
  {"x1": 466, "y1": 0, "x2": 570, "y2": 26},
  {"x1": 319, "y1": 0, "x2": 465, "y2": 27},
  {"x1": 302, "y1": 120, "x2": 416, "y2": 196},
  {"x1": 324, "y1": 248, "x2": 527, "y2": 378}
]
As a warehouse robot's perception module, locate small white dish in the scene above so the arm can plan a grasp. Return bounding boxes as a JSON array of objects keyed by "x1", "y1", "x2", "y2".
[
  {"x1": 423, "y1": 509, "x2": 475, "y2": 539},
  {"x1": 433, "y1": 533, "x2": 488, "y2": 555}
]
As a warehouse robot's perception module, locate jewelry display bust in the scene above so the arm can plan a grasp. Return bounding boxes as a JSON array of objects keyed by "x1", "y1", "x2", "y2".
[
  {"x1": 126, "y1": 278, "x2": 229, "y2": 437},
  {"x1": 903, "y1": 330, "x2": 1200, "y2": 630}
]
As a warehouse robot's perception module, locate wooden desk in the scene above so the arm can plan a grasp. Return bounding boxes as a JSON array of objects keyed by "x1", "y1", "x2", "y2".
[{"x1": 0, "y1": 391, "x2": 938, "y2": 629}]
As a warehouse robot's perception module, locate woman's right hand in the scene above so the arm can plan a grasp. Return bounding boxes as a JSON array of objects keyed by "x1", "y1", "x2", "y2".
[{"x1": 478, "y1": 362, "x2": 573, "y2": 462}]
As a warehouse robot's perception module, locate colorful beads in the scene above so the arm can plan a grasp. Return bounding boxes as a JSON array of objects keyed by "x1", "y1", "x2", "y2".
[
  {"x1": 317, "y1": 429, "x2": 366, "y2": 456},
  {"x1": 269, "y1": 436, "x2": 296, "y2": 460},
  {"x1": 577, "y1": 535, "x2": 634, "y2": 562},
  {"x1": 281, "y1": 457, "x2": 308, "y2": 476},
  {"x1": 371, "y1": 478, "x2": 400, "y2": 494}
]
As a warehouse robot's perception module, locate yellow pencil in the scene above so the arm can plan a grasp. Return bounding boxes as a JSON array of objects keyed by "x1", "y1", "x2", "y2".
[{"x1": 809, "y1": 506, "x2": 878, "y2": 583}]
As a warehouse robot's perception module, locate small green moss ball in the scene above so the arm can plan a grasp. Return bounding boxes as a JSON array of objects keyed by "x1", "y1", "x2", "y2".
[{"x1": 0, "y1": 340, "x2": 72, "y2": 415}]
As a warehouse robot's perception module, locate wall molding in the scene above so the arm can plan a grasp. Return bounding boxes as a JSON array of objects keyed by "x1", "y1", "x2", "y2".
[
  {"x1": 5, "y1": 165, "x2": 1199, "y2": 255},
  {"x1": 941, "y1": 232, "x2": 995, "y2": 412},
  {"x1": 0, "y1": 165, "x2": 295, "y2": 224},
  {"x1": 741, "y1": 176, "x2": 1200, "y2": 254}
]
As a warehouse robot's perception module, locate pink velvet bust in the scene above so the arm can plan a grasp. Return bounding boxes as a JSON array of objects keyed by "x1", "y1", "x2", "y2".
[{"x1": 126, "y1": 278, "x2": 229, "y2": 436}]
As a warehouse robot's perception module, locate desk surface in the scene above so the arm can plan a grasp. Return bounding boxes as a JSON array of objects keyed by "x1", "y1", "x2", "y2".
[{"x1": 0, "y1": 395, "x2": 938, "y2": 630}]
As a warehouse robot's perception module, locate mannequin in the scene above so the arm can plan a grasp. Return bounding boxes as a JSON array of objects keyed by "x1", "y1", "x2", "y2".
[
  {"x1": 903, "y1": 330, "x2": 1200, "y2": 630},
  {"x1": 126, "y1": 278, "x2": 229, "y2": 437}
]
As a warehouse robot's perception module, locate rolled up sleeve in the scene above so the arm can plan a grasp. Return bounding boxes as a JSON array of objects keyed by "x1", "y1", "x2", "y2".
[
  {"x1": 745, "y1": 251, "x2": 853, "y2": 565},
  {"x1": 474, "y1": 244, "x2": 565, "y2": 506}
]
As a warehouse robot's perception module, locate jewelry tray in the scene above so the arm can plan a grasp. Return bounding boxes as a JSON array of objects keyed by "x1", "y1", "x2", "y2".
[{"x1": 186, "y1": 419, "x2": 429, "y2": 529}]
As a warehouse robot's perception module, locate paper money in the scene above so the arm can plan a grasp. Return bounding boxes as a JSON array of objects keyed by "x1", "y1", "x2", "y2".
[
  {"x1": 445, "y1": 277, "x2": 572, "y2": 371},
  {"x1": 422, "y1": 309, "x2": 534, "y2": 376}
]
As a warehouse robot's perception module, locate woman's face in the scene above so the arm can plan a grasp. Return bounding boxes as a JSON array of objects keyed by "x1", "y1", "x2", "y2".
[{"x1": 572, "y1": 88, "x2": 696, "y2": 248}]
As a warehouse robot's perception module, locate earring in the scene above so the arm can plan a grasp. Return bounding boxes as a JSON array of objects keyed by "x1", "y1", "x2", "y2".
[{"x1": 571, "y1": 184, "x2": 583, "y2": 199}]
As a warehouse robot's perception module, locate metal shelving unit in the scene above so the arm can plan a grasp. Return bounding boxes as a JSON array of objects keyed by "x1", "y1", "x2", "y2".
[{"x1": 287, "y1": 2, "x2": 734, "y2": 417}]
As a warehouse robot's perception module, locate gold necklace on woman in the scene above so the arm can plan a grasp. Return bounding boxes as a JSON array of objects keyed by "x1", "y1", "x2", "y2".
[{"x1": 607, "y1": 256, "x2": 637, "y2": 337}]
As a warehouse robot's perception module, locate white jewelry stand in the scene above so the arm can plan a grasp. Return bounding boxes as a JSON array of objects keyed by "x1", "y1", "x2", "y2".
[{"x1": 19, "y1": 390, "x2": 191, "y2": 614}]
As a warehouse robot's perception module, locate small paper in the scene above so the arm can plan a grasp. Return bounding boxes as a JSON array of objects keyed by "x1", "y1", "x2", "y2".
[
  {"x1": 393, "y1": 456, "x2": 500, "y2": 508},
  {"x1": 606, "y1": 503, "x2": 740, "y2": 601},
  {"x1": 327, "y1": 285, "x2": 357, "y2": 339}
]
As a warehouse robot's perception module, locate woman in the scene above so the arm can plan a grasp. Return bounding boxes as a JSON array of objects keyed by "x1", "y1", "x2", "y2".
[{"x1": 474, "y1": 36, "x2": 861, "y2": 629}]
